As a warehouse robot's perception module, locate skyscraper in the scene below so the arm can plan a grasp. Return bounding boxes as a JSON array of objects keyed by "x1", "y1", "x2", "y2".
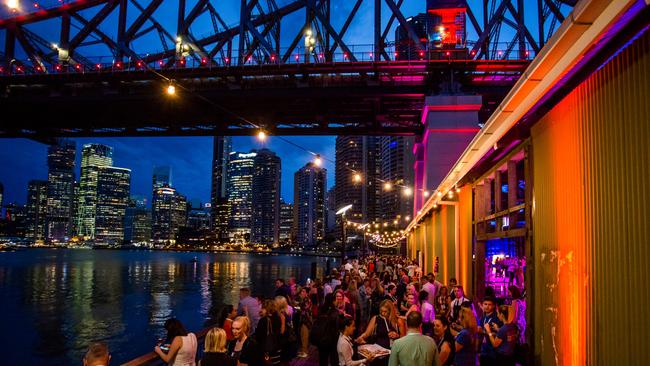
[
  {"x1": 211, "y1": 136, "x2": 232, "y2": 241},
  {"x1": 279, "y1": 200, "x2": 293, "y2": 246},
  {"x1": 334, "y1": 136, "x2": 382, "y2": 224},
  {"x1": 77, "y1": 144, "x2": 113, "y2": 239},
  {"x1": 380, "y1": 136, "x2": 415, "y2": 224},
  {"x1": 124, "y1": 196, "x2": 151, "y2": 244},
  {"x1": 94, "y1": 166, "x2": 131, "y2": 245},
  {"x1": 227, "y1": 151, "x2": 256, "y2": 242},
  {"x1": 251, "y1": 149, "x2": 281, "y2": 247},
  {"x1": 46, "y1": 140, "x2": 76, "y2": 241},
  {"x1": 26, "y1": 180, "x2": 48, "y2": 241},
  {"x1": 152, "y1": 186, "x2": 187, "y2": 245},
  {"x1": 293, "y1": 162, "x2": 326, "y2": 248}
]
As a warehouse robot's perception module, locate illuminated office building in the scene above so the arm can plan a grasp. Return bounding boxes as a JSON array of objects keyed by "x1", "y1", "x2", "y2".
[
  {"x1": 26, "y1": 180, "x2": 48, "y2": 241},
  {"x1": 46, "y1": 140, "x2": 76, "y2": 241},
  {"x1": 293, "y1": 162, "x2": 326, "y2": 248},
  {"x1": 211, "y1": 136, "x2": 232, "y2": 241},
  {"x1": 251, "y1": 149, "x2": 281, "y2": 246},
  {"x1": 227, "y1": 151, "x2": 256, "y2": 242},
  {"x1": 77, "y1": 144, "x2": 113, "y2": 239},
  {"x1": 94, "y1": 166, "x2": 131, "y2": 245}
]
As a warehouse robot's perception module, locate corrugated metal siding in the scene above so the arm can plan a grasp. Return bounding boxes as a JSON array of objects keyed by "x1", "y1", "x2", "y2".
[{"x1": 531, "y1": 29, "x2": 650, "y2": 366}]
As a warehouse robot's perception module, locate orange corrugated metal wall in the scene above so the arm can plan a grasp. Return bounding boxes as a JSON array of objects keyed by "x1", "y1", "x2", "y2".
[{"x1": 530, "y1": 29, "x2": 650, "y2": 366}]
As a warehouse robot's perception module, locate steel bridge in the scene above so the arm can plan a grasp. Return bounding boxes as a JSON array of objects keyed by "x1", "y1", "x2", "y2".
[{"x1": 0, "y1": 0, "x2": 575, "y2": 138}]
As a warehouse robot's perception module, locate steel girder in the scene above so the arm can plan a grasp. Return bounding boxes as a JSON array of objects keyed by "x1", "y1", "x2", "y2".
[{"x1": 0, "y1": 0, "x2": 573, "y2": 70}]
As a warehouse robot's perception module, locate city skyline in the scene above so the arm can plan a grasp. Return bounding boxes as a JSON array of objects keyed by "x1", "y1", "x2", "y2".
[{"x1": 0, "y1": 136, "x2": 336, "y2": 207}]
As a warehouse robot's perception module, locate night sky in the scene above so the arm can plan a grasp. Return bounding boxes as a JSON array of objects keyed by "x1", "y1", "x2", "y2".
[{"x1": 0, "y1": 136, "x2": 335, "y2": 206}]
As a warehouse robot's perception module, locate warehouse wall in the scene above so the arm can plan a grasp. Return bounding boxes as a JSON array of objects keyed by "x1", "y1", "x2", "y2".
[{"x1": 530, "y1": 29, "x2": 650, "y2": 365}]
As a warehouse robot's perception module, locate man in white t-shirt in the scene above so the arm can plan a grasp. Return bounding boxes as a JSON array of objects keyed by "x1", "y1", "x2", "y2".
[{"x1": 422, "y1": 276, "x2": 438, "y2": 306}]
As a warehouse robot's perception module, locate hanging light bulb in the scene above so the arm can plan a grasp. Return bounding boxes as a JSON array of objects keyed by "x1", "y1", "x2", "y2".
[
  {"x1": 455, "y1": 186, "x2": 461, "y2": 193},
  {"x1": 7, "y1": 0, "x2": 19, "y2": 10},
  {"x1": 353, "y1": 173, "x2": 362, "y2": 183},
  {"x1": 383, "y1": 182, "x2": 392, "y2": 191},
  {"x1": 437, "y1": 191, "x2": 443, "y2": 197},
  {"x1": 313, "y1": 155, "x2": 322, "y2": 166},
  {"x1": 448, "y1": 191, "x2": 454, "y2": 198},
  {"x1": 166, "y1": 83, "x2": 176, "y2": 95},
  {"x1": 402, "y1": 187, "x2": 413, "y2": 196},
  {"x1": 424, "y1": 190, "x2": 430, "y2": 197},
  {"x1": 255, "y1": 130, "x2": 266, "y2": 141}
]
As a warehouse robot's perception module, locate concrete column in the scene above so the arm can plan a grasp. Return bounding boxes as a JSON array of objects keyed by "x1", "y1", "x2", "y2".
[
  {"x1": 419, "y1": 95, "x2": 482, "y2": 194},
  {"x1": 413, "y1": 136, "x2": 426, "y2": 215}
]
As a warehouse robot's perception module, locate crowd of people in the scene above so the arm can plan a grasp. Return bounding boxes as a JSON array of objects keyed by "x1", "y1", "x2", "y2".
[{"x1": 82, "y1": 255, "x2": 527, "y2": 366}]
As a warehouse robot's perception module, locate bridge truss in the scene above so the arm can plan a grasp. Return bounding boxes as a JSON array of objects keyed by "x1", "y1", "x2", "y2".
[
  {"x1": 0, "y1": 0, "x2": 574, "y2": 138},
  {"x1": 0, "y1": 0, "x2": 575, "y2": 71}
]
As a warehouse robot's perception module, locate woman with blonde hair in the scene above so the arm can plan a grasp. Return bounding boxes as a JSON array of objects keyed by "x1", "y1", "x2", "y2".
[
  {"x1": 454, "y1": 307, "x2": 478, "y2": 366},
  {"x1": 227, "y1": 316, "x2": 262, "y2": 366},
  {"x1": 275, "y1": 295, "x2": 296, "y2": 364},
  {"x1": 355, "y1": 300, "x2": 405, "y2": 351},
  {"x1": 200, "y1": 328, "x2": 234, "y2": 366}
]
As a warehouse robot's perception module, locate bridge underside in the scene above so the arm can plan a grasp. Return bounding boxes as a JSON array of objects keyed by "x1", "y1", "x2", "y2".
[{"x1": 0, "y1": 60, "x2": 526, "y2": 138}]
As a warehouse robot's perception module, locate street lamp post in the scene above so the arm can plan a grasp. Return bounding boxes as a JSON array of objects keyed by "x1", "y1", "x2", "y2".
[{"x1": 336, "y1": 204, "x2": 353, "y2": 264}]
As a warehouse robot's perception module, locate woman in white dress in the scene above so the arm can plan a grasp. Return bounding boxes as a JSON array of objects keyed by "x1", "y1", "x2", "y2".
[{"x1": 154, "y1": 318, "x2": 198, "y2": 366}]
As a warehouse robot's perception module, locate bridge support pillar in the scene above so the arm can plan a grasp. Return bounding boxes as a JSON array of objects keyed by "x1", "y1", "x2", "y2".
[{"x1": 413, "y1": 95, "x2": 482, "y2": 215}]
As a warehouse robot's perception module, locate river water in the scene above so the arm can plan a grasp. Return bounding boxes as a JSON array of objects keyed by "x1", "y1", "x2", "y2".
[{"x1": 0, "y1": 249, "x2": 327, "y2": 365}]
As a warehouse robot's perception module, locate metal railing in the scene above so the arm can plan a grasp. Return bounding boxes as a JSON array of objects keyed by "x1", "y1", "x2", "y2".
[{"x1": 0, "y1": 42, "x2": 534, "y2": 76}]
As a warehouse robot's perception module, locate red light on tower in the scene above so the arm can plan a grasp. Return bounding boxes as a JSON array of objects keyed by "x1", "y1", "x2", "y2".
[
  {"x1": 270, "y1": 54, "x2": 275, "y2": 61},
  {"x1": 319, "y1": 53, "x2": 323, "y2": 59},
  {"x1": 201, "y1": 58, "x2": 207, "y2": 64},
  {"x1": 419, "y1": 51, "x2": 424, "y2": 58},
  {"x1": 75, "y1": 64, "x2": 81, "y2": 70},
  {"x1": 179, "y1": 58, "x2": 185, "y2": 65},
  {"x1": 16, "y1": 66, "x2": 23, "y2": 72},
  {"x1": 445, "y1": 51, "x2": 450, "y2": 56},
  {"x1": 96, "y1": 64, "x2": 101, "y2": 69},
  {"x1": 343, "y1": 52, "x2": 348, "y2": 59},
  {"x1": 158, "y1": 60, "x2": 164, "y2": 66},
  {"x1": 295, "y1": 54, "x2": 299, "y2": 61},
  {"x1": 55, "y1": 64, "x2": 61, "y2": 71},
  {"x1": 115, "y1": 62, "x2": 122, "y2": 68},
  {"x1": 34, "y1": 3, "x2": 39, "y2": 8},
  {"x1": 225, "y1": 57, "x2": 230, "y2": 63},
  {"x1": 137, "y1": 61, "x2": 143, "y2": 67}
]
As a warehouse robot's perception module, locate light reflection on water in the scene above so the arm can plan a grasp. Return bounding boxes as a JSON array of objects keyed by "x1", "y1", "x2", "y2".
[{"x1": 0, "y1": 249, "x2": 326, "y2": 365}]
